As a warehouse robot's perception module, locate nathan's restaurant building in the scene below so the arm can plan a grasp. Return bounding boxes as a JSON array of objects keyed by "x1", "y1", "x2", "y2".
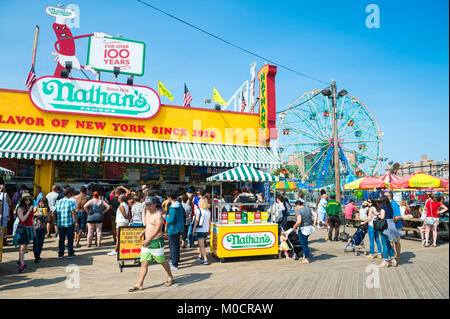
[{"x1": 0, "y1": 65, "x2": 281, "y2": 230}]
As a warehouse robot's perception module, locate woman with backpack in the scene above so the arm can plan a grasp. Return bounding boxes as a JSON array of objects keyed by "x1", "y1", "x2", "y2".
[
  {"x1": 376, "y1": 197, "x2": 402, "y2": 268},
  {"x1": 84, "y1": 191, "x2": 110, "y2": 248}
]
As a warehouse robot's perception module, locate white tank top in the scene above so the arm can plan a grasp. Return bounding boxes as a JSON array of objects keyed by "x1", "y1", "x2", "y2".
[{"x1": 369, "y1": 207, "x2": 378, "y2": 227}]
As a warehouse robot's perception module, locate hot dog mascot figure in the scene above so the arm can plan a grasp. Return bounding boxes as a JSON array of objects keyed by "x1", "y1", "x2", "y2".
[{"x1": 46, "y1": 6, "x2": 111, "y2": 77}]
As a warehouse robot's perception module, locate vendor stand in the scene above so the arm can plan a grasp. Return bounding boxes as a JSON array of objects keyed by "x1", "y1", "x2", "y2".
[
  {"x1": 1, "y1": 166, "x2": 15, "y2": 262},
  {"x1": 207, "y1": 165, "x2": 279, "y2": 262}
]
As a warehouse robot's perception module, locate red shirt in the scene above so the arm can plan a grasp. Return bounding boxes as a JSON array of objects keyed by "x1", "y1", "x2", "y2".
[
  {"x1": 18, "y1": 207, "x2": 34, "y2": 226},
  {"x1": 426, "y1": 201, "x2": 442, "y2": 218}
]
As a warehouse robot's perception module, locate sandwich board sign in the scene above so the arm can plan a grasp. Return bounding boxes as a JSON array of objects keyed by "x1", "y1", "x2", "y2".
[{"x1": 87, "y1": 37, "x2": 146, "y2": 76}]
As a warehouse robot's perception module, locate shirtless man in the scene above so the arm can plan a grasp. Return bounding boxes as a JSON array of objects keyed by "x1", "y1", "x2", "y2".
[
  {"x1": 74, "y1": 186, "x2": 90, "y2": 248},
  {"x1": 129, "y1": 197, "x2": 174, "y2": 292}
]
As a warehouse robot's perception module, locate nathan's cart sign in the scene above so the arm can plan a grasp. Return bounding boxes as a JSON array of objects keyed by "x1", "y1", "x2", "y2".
[
  {"x1": 211, "y1": 223, "x2": 278, "y2": 260},
  {"x1": 87, "y1": 37, "x2": 146, "y2": 76},
  {"x1": 29, "y1": 76, "x2": 160, "y2": 119},
  {"x1": 222, "y1": 231, "x2": 276, "y2": 251}
]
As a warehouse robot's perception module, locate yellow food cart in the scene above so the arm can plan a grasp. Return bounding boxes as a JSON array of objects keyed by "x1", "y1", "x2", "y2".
[
  {"x1": 207, "y1": 165, "x2": 279, "y2": 262},
  {"x1": 1, "y1": 166, "x2": 15, "y2": 263}
]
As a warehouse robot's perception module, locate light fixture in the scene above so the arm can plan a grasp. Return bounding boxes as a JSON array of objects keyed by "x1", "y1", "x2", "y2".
[
  {"x1": 113, "y1": 67, "x2": 120, "y2": 76},
  {"x1": 60, "y1": 69, "x2": 69, "y2": 78},
  {"x1": 65, "y1": 61, "x2": 72, "y2": 73},
  {"x1": 127, "y1": 77, "x2": 133, "y2": 85},
  {"x1": 215, "y1": 104, "x2": 221, "y2": 111},
  {"x1": 321, "y1": 88, "x2": 331, "y2": 97},
  {"x1": 338, "y1": 89, "x2": 348, "y2": 97}
]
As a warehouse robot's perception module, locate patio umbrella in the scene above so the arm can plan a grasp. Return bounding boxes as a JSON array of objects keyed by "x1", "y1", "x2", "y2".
[
  {"x1": 343, "y1": 176, "x2": 388, "y2": 190},
  {"x1": 390, "y1": 172, "x2": 449, "y2": 190},
  {"x1": 379, "y1": 173, "x2": 401, "y2": 183},
  {"x1": 271, "y1": 180, "x2": 298, "y2": 190}
]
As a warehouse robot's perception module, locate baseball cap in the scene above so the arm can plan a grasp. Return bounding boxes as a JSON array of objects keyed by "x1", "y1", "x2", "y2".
[{"x1": 145, "y1": 196, "x2": 159, "y2": 205}]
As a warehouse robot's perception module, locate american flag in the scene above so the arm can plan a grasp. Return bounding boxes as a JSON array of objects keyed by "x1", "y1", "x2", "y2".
[
  {"x1": 240, "y1": 89, "x2": 247, "y2": 112},
  {"x1": 183, "y1": 83, "x2": 192, "y2": 107},
  {"x1": 25, "y1": 66, "x2": 37, "y2": 89}
]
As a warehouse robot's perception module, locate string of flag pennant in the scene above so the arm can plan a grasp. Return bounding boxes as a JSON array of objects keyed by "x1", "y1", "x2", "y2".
[{"x1": 157, "y1": 80, "x2": 242, "y2": 109}]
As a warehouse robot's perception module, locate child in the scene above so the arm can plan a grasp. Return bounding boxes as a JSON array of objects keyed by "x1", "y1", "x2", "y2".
[{"x1": 278, "y1": 231, "x2": 293, "y2": 259}]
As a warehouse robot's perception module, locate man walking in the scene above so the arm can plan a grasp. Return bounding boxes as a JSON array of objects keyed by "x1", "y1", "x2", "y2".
[
  {"x1": 55, "y1": 188, "x2": 78, "y2": 258},
  {"x1": 46, "y1": 185, "x2": 60, "y2": 238},
  {"x1": 164, "y1": 191, "x2": 184, "y2": 270},
  {"x1": 325, "y1": 193, "x2": 342, "y2": 241},
  {"x1": 74, "y1": 186, "x2": 90, "y2": 248},
  {"x1": 129, "y1": 197, "x2": 174, "y2": 292}
]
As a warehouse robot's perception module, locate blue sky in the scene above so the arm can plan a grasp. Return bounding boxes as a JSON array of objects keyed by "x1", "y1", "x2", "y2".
[{"x1": 0, "y1": 0, "x2": 448, "y2": 170}]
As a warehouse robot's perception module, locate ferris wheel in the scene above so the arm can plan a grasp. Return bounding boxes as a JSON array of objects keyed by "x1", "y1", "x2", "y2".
[{"x1": 276, "y1": 88, "x2": 383, "y2": 189}]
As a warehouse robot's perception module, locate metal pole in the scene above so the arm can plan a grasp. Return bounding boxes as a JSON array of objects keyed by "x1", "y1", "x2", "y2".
[{"x1": 331, "y1": 80, "x2": 341, "y2": 202}]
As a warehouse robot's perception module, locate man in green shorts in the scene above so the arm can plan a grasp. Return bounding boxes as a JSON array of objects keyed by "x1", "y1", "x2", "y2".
[{"x1": 129, "y1": 197, "x2": 174, "y2": 292}]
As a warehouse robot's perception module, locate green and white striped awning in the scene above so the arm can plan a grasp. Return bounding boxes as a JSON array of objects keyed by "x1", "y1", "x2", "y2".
[
  {"x1": 0, "y1": 131, "x2": 102, "y2": 162},
  {"x1": 0, "y1": 166, "x2": 15, "y2": 176},
  {"x1": 102, "y1": 138, "x2": 281, "y2": 168},
  {"x1": 207, "y1": 165, "x2": 279, "y2": 182}
]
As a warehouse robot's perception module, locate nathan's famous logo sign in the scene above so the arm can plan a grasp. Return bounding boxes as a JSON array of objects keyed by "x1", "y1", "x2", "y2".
[
  {"x1": 222, "y1": 231, "x2": 276, "y2": 251},
  {"x1": 30, "y1": 77, "x2": 160, "y2": 119},
  {"x1": 258, "y1": 65, "x2": 269, "y2": 142}
]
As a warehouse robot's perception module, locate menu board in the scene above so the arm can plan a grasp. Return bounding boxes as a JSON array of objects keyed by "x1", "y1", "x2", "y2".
[
  {"x1": 0, "y1": 159, "x2": 17, "y2": 173},
  {"x1": 56, "y1": 161, "x2": 83, "y2": 179},
  {"x1": 81, "y1": 162, "x2": 103, "y2": 179},
  {"x1": 104, "y1": 162, "x2": 127, "y2": 180},
  {"x1": 124, "y1": 164, "x2": 140, "y2": 181},
  {"x1": 140, "y1": 165, "x2": 160, "y2": 181},
  {"x1": 160, "y1": 165, "x2": 180, "y2": 182},
  {"x1": 17, "y1": 160, "x2": 35, "y2": 177}
]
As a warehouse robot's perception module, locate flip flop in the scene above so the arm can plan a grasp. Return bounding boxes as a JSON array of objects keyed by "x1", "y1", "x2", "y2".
[
  {"x1": 164, "y1": 279, "x2": 174, "y2": 287},
  {"x1": 128, "y1": 286, "x2": 143, "y2": 292}
]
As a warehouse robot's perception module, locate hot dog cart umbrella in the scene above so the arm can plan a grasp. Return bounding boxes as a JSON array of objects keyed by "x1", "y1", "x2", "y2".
[
  {"x1": 206, "y1": 165, "x2": 279, "y2": 263},
  {"x1": 1, "y1": 166, "x2": 15, "y2": 262}
]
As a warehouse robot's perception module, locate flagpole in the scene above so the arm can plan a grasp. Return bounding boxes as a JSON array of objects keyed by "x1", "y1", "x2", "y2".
[{"x1": 31, "y1": 25, "x2": 39, "y2": 68}]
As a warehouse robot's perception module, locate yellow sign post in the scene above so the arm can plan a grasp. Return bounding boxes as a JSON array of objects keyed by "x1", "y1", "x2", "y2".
[{"x1": 117, "y1": 226, "x2": 145, "y2": 272}]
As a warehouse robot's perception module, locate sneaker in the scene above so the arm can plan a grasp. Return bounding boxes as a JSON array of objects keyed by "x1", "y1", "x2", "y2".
[
  {"x1": 200, "y1": 260, "x2": 209, "y2": 265},
  {"x1": 18, "y1": 265, "x2": 27, "y2": 273},
  {"x1": 107, "y1": 251, "x2": 117, "y2": 256},
  {"x1": 58, "y1": 256, "x2": 64, "y2": 259},
  {"x1": 67, "y1": 254, "x2": 76, "y2": 259},
  {"x1": 170, "y1": 264, "x2": 178, "y2": 271},
  {"x1": 421, "y1": 239, "x2": 425, "y2": 245}
]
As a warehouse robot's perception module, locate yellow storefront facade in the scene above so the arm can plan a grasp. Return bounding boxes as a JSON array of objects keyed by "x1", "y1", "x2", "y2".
[{"x1": 0, "y1": 83, "x2": 280, "y2": 196}]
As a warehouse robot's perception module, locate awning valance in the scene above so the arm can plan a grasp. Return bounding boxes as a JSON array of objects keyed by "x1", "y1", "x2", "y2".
[
  {"x1": 206, "y1": 165, "x2": 279, "y2": 182},
  {"x1": 0, "y1": 131, "x2": 102, "y2": 162},
  {"x1": 0, "y1": 131, "x2": 281, "y2": 168},
  {"x1": 102, "y1": 138, "x2": 281, "y2": 168}
]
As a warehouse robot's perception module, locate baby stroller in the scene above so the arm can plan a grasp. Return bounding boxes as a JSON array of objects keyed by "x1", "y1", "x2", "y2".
[
  {"x1": 344, "y1": 225, "x2": 368, "y2": 256},
  {"x1": 279, "y1": 215, "x2": 303, "y2": 260}
]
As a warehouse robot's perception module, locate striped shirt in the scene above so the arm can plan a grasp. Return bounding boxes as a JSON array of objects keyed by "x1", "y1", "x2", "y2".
[{"x1": 55, "y1": 197, "x2": 77, "y2": 228}]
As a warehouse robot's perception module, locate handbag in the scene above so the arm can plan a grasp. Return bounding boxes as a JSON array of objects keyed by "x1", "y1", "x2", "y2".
[
  {"x1": 373, "y1": 216, "x2": 387, "y2": 232},
  {"x1": 197, "y1": 210, "x2": 204, "y2": 228},
  {"x1": 425, "y1": 217, "x2": 435, "y2": 226}
]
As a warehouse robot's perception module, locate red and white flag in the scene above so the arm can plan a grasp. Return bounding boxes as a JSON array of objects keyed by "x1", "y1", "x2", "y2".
[
  {"x1": 25, "y1": 66, "x2": 37, "y2": 89},
  {"x1": 240, "y1": 89, "x2": 247, "y2": 112},
  {"x1": 184, "y1": 83, "x2": 192, "y2": 107}
]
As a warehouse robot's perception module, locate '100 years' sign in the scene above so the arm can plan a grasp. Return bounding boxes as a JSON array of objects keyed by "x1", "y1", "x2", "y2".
[{"x1": 29, "y1": 76, "x2": 160, "y2": 119}]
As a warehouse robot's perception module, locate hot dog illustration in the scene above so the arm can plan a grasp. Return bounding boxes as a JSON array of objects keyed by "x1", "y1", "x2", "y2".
[{"x1": 46, "y1": 6, "x2": 112, "y2": 77}]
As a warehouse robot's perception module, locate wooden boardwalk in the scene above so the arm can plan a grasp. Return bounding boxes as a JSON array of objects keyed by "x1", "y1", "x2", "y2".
[{"x1": 0, "y1": 227, "x2": 448, "y2": 299}]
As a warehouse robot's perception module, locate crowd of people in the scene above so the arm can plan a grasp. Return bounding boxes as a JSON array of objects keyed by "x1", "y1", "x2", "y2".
[{"x1": 1, "y1": 181, "x2": 448, "y2": 286}]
